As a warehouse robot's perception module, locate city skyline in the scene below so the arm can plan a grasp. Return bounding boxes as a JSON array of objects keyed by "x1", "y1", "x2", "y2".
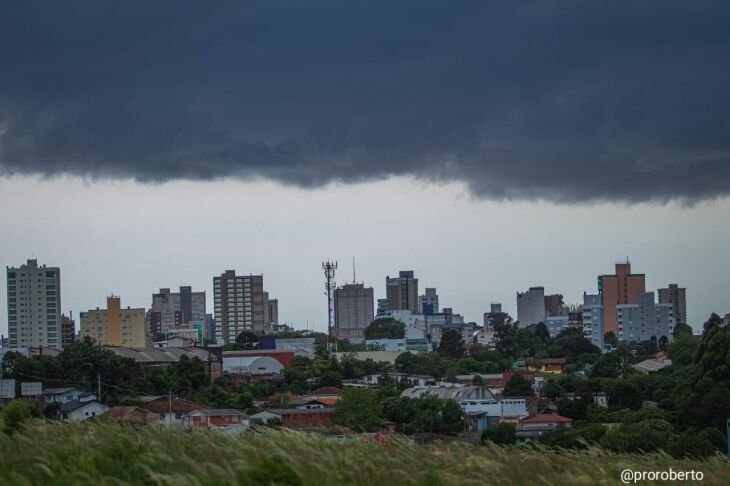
[{"x1": 2, "y1": 176, "x2": 727, "y2": 338}]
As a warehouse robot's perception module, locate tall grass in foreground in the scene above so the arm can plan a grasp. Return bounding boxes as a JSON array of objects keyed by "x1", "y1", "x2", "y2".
[{"x1": 0, "y1": 422, "x2": 727, "y2": 485}]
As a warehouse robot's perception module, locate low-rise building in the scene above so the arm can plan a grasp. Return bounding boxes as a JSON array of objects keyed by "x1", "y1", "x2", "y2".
[
  {"x1": 516, "y1": 413, "x2": 573, "y2": 438},
  {"x1": 59, "y1": 398, "x2": 109, "y2": 422},
  {"x1": 106, "y1": 406, "x2": 160, "y2": 424},
  {"x1": 632, "y1": 358, "x2": 672, "y2": 374},
  {"x1": 183, "y1": 409, "x2": 248, "y2": 430},
  {"x1": 222, "y1": 356, "x2": 284, "y2": 375},
  {"x1": 260, "y1": 408, "x2": 334, "y2": 428},
  {"x1": 537, "y1": 357, "x2": 567, "y2": 373},
  {"x1": 363, "y1": 372, "x2": 436, "y2": 387},
  {"x1": 42, "y1": 387, "x2": 86, "y2": 404},
  {"x1": 143, "y1": 397, "x2": 207, "y2": 426}
]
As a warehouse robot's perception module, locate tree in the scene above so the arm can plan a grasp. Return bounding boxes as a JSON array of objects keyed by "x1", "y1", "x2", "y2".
[
  {"x1": 319, "y1": 371, "x2": 343, "y2": 388},
  {"x1": 589, "y1": 352, "x2": 624, "y2": 378},
  {"x1": 557, "y1": 398, "x2": 590, "y2": 421},
  {"x1": 333, "y1": 387, "x2": 383, "y2": 432},
  {"x1": 2, "y1": 400, "x2": 33, "y2": 435},
  {"x1": 604, "y1": 331, "x2": 618, "y2": 348},
  {"x1": 441, "y1": 400, "x2": 465, "y2": 434},
  {"x1": 234, "y1": 331, "x2": 259, "y2": 350},
  {"x1": 503, "y1": 374, "x2": 533, "y2": 396},
  {"x1": 542, "y1": 379, "x2": 564, "y2": 400},
  {"x1": 667, "y1": 333, "x2": 698, "y2": 366},
  {"x1": 481, "y1": 423, "x2": 516, "y2": 446},
  {"x1": 472, "y1": 374, "x2": 484, "y2": 386},
  {"x1": 667, "y1": 429, "x2": 717, "y2": 459},
  {"x1": 601, "y1": 419, "x2": 675, "y2": 453},
  {"x1": 363, "y1": 318, "x2": 406, "y2": 339},
  {"x1": 438, "y1": 329, "x2": 465, "y2": 359},
  {"x1": 672, "y1": 323, "x2": 694, "y2": 337}
]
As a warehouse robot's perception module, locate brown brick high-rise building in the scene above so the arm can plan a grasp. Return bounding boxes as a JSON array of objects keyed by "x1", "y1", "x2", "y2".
[{"x1": 598, "y1": 261, "x2": 646, "y2": 335}]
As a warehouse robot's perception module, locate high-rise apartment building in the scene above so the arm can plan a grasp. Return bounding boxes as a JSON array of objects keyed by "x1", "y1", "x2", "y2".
[
  {"x1": 598, "y1": 261, "x2": 646, "y2": 335},
  {"x1": 386, "y1": 271, "x2": 419, "y2": 313},
  {"x1": 516, "y1": 286, "x2": 546, "y2": 326},
  {"x1": 544, "y1": 294, "x2": 565, "y2": 317},
  {"x1": 658, "y1": 284, "x2": 687, "y2": 327},
  {"x1": 419, "y1": 288, "x2": 439, "y2": 315},
  {"x1": 61, "y1": 313, "x2": 76, "y2": 347},
  {"x1": 6, "y1": 259, "x2": 61, "y2": 348},
  {"x1": 267, "y1": 298, "x2": 279, "y2": 326},
  {"x1": 213, "y1": 271, "x2": 265, "y2": 342},
  {"x1": 79, "y1": 296, "x2": 147, "y2": 347},
  {"x1": 150, "y1": 286, "x2": 207, "y2": 339},
  {"x1": 617, "y1": 292, "x2": 674, "y2": 342},
  {"x1": 582, "y1": 293, "x2": 604, "y2": 349},
  {"x1": 334, "y1": 283, "x2": 374, "y2": 343}
]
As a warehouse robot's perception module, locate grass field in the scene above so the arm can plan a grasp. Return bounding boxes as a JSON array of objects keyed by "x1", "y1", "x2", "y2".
[{"x1": 0, "y1": 422, "x2": 728, "y2": 485}]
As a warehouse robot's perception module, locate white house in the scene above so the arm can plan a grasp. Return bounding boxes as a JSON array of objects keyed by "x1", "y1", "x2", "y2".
[
  {"x1": 222, "y1": 356, "x2": 284, "y2": 375},
  {"x1": 42, "y1": 387, "x2": 86, "y2": 404},
  {"x1": 59, "y1": 397, "x2": 109, "y2": 422}
]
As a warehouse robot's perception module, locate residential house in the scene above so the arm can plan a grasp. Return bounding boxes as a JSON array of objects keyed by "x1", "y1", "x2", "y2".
[
  {"x1": 516, "y1": 413, "x2": 573, "y2": 438},
  {"x1": 183, "y1": 409, "x2": 248, "y2": 430},
  {"x1": 143, "y1": 397, "x2": 207, "y2": 427},
  {"x1": 59, "y1": 398, "x2": 109, "y2": 422},
  {"x1": 106, "y1": 406, "x2": 160, "y2": 424},
  {"x1": 260, "y1": 408, "x2": 334, "y2": 428},
  {"x1": 42, "y1": 387, "x2": 86, "y2": 404},
  {"x1": 537, "y1": 357, "x2": 567, "y2": 373}
]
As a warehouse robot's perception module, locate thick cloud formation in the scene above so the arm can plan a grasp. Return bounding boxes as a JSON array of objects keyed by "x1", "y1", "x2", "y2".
[{"x1": 1, "y1": 1, "x2": 730, "y2": 202}]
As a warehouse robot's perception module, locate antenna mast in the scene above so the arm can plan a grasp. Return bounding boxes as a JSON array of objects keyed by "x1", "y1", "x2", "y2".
[{"x1": 322, "y1": 260, "x2": 338, "y2": 352}]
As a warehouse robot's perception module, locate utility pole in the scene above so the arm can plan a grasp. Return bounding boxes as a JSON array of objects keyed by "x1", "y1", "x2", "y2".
[
  {"x1": 97, "y1": 372, "x2": 101, "y2": 401},
  {"x1": 169, "y1": 388, "x2": 173, "y2": 427}
]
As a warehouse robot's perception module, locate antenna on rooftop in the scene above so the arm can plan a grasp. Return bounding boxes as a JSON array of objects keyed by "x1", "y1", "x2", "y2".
[{"x1": 352, "y1": 256, "x2": 356, "y2": 284}]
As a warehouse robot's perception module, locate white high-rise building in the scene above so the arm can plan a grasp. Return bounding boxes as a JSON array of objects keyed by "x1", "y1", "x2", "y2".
[
  {"x1": 516, "y1": 287, "x2": 545, "y2": 326},
  {"x1": 617, "y1": 292, "x2": 674, "y2": 342},
  {"x1": 6, "y1": 259, "x2": 62, "y2": 348},
  {"x1": 582, "y1": 293, "x2": 604, "y2": 349}
]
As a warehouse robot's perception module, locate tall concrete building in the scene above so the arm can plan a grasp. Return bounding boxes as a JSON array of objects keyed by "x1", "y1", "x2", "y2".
[
  {"x1": 213, "y1": 271, "x2": 265, "y2": 343},
  {"x1": 582, "y1": 293, "x2": 604, "y2": 349},
  {"x1": 598, "y1": 261, "x2": 646, "y2": 335},
  {"x1": 544, "y1": 293, "x2": 565, "y2": 317},
  {"x1": 658, "y1": 284, "x2": 687, "y2": 327},
  {"x1": 79, "y1": 296, "x2": 147, "y2": 347},
  {"x1": 6, "y1": 259, "x2": 61, "y2": 348},
  {"x1": 386, "y1": 271, "x2": 419, "y2": 313},
  {"x1": 334, "y1": 283, "x2": 374, "y2": 343},
  {"x1": 516, "y1": 286, "x2": 546, "y2": 326},
  {"x1": 61, "y1": 313, "x2": 76, "y2": 347},
  {"x1": 617, "y1": 292, "x2": 674, "y2": 342},
  {"x1": 267, "y1": 298, "x2": 279, "y2": 326},
  {"x1": 150, "y1": 286, "x2": 206, "y2": 339},
  {"x1": 419, "y1": 288, "x2": 439, "y2": 315}
]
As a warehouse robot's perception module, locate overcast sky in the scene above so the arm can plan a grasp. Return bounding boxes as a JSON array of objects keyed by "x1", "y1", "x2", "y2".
[{"x1": 2, "y1": 2, "x2": 730, "y2": 334}]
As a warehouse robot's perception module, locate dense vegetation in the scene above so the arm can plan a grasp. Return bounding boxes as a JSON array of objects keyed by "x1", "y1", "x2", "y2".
[
  {"x1": 3, "y1": 312, "x2": 730, "y2": 458},
  {"x1": 1, "y1": 422, "x2": 728, "y2": 485}
]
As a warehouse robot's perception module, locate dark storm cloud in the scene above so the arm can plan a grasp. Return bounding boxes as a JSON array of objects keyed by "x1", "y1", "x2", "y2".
[{"x1": 1, "y1": 1, "x2": 730, "y2": 202}]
